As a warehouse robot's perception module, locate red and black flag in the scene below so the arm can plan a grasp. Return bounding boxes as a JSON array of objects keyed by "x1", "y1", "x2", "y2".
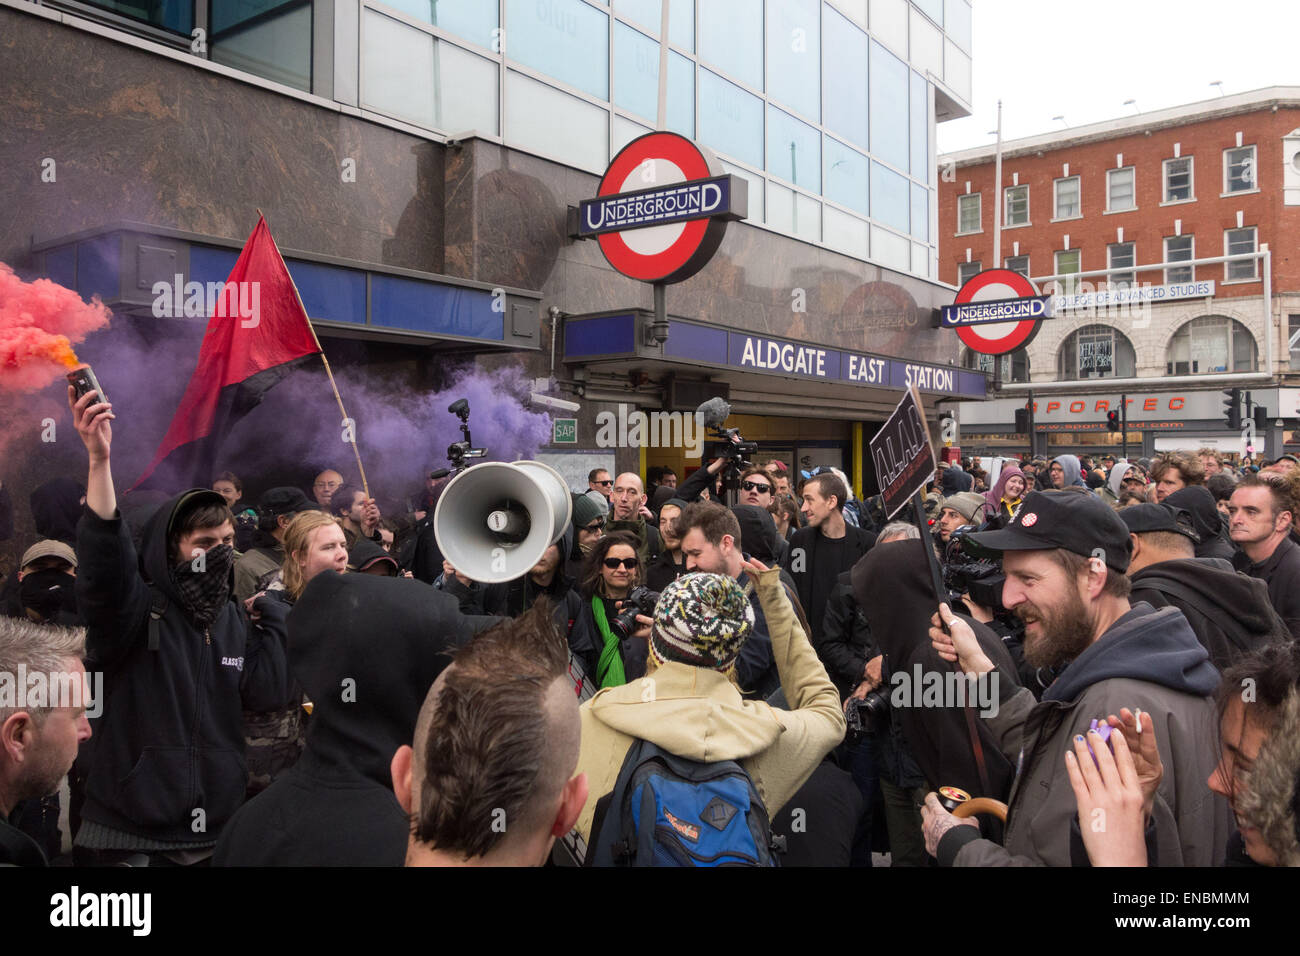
[{"x1": 130, "y1": 216, "x2": 322, "y2": 492}]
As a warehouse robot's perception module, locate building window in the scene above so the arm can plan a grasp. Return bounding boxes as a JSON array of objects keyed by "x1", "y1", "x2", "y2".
[
  {"x1": 957, "y1": 260, "x2": 981, "y2": 286},
  {"x1": 1164, "y1": 235, "x2": 1194, "y2": 284},
  {"x1": 1057, "y1": 325, "x2": 1137, "y2": 380},
  {"x1": 1165, "y1": 315, "x2": 1257, "y2": 374},
  {"x1": 1107, "y1": 166, "x2": 1135, "y2": 211},
  {"x1": 1290, "y1": 315, "x2": 1300, "y2": 371},
  {"x1": 1054, "y1": 175, "x2": 1081, "y2": 219},
  {"x1": 962, "y1": 347, "x2": 1030, "y2": 383},
  {"x1": 1004, "y1": 184, "x2": 1029, "y2": 226},
  {"x1": 1225, "y1": 227, "x2": 1259, "y2": 281},
  {"x1": 1004, "y1": 255, "x2": 1029, "y2": 277},
  {"x1": 956, "y1": 193, "x2": 981, "y2": 234},
  {"x1": 1163, "y1": 156, "x2": 1194, "y2": 202},
  {"x1": 1055, "y1": 249, "x2": 1081, "y2": 295},
  {"x1": 1224, "y1": 145, "x2": 1257, "y2": 193},
  {"x1": 1108, "y1": 242, "x2": 1135, "y2": 288},
  {"x1": 76, "y1": 0, "x2": 193, "y2": 34}
]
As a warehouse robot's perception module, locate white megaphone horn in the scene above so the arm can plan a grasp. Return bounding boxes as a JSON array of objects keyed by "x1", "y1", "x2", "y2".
[{"x1": 433, "y1": 460, "x2": 574, "y2": 584}]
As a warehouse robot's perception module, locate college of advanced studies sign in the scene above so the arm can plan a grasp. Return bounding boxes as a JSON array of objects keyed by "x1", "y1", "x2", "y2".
[{"x1": 569, "y1": 132, "x2": 747, "y2": 284}]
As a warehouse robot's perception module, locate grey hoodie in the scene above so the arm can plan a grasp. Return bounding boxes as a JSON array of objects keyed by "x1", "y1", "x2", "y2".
[
  {"x1": 1052, "y1": 454, "x2": 1086, "y2": 488},
  {"x1": 1106, "y1": 461, "x2": 1135, "y2": 500}
]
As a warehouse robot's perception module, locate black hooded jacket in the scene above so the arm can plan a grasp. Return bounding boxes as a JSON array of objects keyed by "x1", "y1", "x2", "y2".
[
  {"x1": 74, "y1": 490, "x2": 290, "y2": 845},
  {"x1": 1164, "y1": 486, "x2": 1235, "y2": 561},
  {"x1": 214, "y1": 572, "x2": 500, "y2": 866},
  {"x1": 1130, "y1": 557, "x2": 1288, "y2": 669},
  {"x1": 852, "y1": 540, "x2": 1020, "y2": 800},
  {"x1": 31, "y1": 477, "x2": 84, "y2": 544}
]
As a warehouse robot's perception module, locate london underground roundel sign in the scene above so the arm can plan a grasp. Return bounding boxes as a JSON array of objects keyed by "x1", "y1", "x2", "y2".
[
  {"x1": 941, "y1": 269, "x2": 1054, "y2": 355},
  {"x1": 574, "y1": 132, "x2": 747, "y2": 284}
]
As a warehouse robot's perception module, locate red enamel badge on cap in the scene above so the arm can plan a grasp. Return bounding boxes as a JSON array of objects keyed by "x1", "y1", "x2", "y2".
[{"x1": 1021, "y1": 512, "x2": 1038, "y2": 527}]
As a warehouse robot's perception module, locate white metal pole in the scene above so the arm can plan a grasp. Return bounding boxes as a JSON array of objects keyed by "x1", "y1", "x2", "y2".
[{"x1": 993, "y1": 99, "x2": 1003, "y2": 269}]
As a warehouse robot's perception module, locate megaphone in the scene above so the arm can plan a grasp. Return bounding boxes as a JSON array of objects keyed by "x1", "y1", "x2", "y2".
[{"x1": 433, "y1": 460, "x2": 574, "y2": 584}]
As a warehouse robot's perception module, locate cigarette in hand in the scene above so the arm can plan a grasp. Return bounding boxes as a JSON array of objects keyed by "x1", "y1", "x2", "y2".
[{"x1": 1134, "y1": 708, "x2": 1143, "y2": 734}]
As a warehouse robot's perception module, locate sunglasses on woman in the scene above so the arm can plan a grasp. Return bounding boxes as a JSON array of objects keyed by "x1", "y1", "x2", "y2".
[{"x1": 602, "y1": 557, "x2": 637, "y2": 570}]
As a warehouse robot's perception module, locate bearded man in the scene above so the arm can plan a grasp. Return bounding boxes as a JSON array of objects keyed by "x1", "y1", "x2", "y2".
[{"x1": 918, "y1": 490, "x2": 1231, "y2": 867}]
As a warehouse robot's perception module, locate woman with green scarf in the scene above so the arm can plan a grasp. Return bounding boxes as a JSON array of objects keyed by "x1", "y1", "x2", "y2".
[{"x1": 567, "y1": 531, "x2": 652, "y2": 688}]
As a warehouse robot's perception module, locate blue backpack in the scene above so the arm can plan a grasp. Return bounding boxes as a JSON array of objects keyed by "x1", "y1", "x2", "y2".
[{"x1": 588, "y1": 739, "x2": 781, "y2": 867}]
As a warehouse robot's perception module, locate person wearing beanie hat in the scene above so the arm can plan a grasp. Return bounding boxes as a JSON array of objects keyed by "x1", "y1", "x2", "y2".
[
  {"x1": 571, "y1": 553, "x2": 845, "y2": 847},
  {"x1": 233, "y1": 486, "x2": 315, "y2": 603},
  {"x1": 15, "y1": 540, "x2": 80, "y2": 626},
  {"x1": 648, "y1": 573, "x2": 755, "y2": 672},
  {"x1": 565, "y1": 492, "x2": 608, "y2": 582},
  {"x1": 922, "y1": 489, "x2": 1231, "y2": 867},
  {"x1": 935, "y1": 492, "x2": 988, "y2": 545}
]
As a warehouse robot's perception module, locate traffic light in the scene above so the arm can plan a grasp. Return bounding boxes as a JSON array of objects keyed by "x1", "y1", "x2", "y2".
[
  {"x1": 1254, "y1": 406, "x2": 1269, "y2": 432},
  {"x1": 1014, "y1": 407, "x2": 1030, "y2": 433},
  {"x1": 1223, "y1": 388, "x2": 1242, "y2": 429},
  {"x1": 1106, "y1": 409, "x2": 1121, "y2": 431}
]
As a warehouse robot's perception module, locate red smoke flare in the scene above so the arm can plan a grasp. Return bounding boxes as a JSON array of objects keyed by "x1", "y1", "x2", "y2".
[{"x1": 0, "y1": 262, "x2": 111, "y2": 392}]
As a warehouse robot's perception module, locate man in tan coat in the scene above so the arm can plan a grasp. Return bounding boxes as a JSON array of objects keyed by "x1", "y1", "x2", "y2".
[{"x1": 573, "y1": 558, "x2": 845, "y2": 846}]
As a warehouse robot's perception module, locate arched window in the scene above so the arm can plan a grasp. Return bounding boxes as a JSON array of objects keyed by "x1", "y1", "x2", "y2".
[
  {"x1": 1165, "y1": 315, "x2": 1258, "y2": 375},
  {"x1": 961, "y1": 347, "x2": 1030, "y2": 383},
  {"x1": 1056, "y1": 325, "x2": 1136, "y2": 380}
]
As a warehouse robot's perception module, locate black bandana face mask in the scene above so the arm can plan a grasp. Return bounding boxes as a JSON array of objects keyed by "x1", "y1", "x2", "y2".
[
  {"x1": 171, "y1": 543, "x2": 235, "y2": 627},
  {"x1": 19, "y1": 569, "x2": 75, "y2": 622}
]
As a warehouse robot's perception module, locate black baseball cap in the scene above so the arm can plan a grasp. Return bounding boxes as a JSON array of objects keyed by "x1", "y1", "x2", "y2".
[
  {"x1": 965, "y1": 489, "x2": 1133, "y2": 572},
  {"x1": 259, "y1": 486, "x2": 313, "y2": 516},
  {"x1": 1118, "y1": 503, "x2": 1200, "y2": 543}
]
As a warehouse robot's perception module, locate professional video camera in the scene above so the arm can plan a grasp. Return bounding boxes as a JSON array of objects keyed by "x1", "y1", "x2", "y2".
[
  {"x1": 696, "y1": 397, "x2": 758, "y2": 492},
  {"x1": 429, "y1": 397, "x2": 488, "y2": 480},
  {"x1": 943, "y1": 526, "x2": 1006, "y2": 613}
]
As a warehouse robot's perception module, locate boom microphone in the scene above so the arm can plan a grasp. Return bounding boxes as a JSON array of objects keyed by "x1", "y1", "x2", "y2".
[{"x1": 696, "y1": 396, "x2": 733, "y2": 429}]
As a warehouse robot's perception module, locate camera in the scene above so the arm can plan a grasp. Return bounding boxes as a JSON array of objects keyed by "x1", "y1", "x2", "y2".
[
  {"x1": 845, "y1": 688, "x2": 890, "y2": 734},
  {"x1": 610, "y1": 586, "x2": 660, "y2": 641},
  {"x1": 429, "y1": 398, "x2": 488, "y2": 479},
  {"x1": 943, "y1": 527, "x2": 1006, "y2": 612}
]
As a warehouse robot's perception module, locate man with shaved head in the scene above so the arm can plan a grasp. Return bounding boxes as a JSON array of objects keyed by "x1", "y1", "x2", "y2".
[
  {"x1": 607, "y1": 472, "x2": 662, "y2": 565},
  {"x1": 390, "y1": 600, "x2": 587, "y2": 866}
]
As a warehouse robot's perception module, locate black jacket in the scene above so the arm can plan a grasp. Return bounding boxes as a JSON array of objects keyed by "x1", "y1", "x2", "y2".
[
  {"x1": 853, "y1": 541, "x2": 1020, "y2": 800},
  {"x1": 645, "y1": 548, "x2": 684, "y2": 592},
  {"x1": 781, "y1": 523, "x2": 877, "y2": 642},
  {"x1": 74, "y1": 490, "x2": 290, "y2": 845},
  {"x1": 568, "y1": 593, "x2": 649, "y2": 687},
  {"x1": 815, "y1": 572, "x2": 876, "y2": 700},
  {"x1": 1130, "y1": 558, "x2": 1288, "y2": 669},
  {"x1": 1233, "y1": 535, "x2": 1300, "y2": 641},
  {"x1": 214, "y1": 573, "x2": 499, "y2": 865},
  {"x1": 0, "y1": 810, "x2": 46, "y2": 866},
  {"x1": 441, "y1": 569, "x2": 583, "y2": 640}
]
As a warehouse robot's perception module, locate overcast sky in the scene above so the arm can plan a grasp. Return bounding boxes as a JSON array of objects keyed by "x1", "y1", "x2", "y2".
[{"x1": 936, "y1": 0, "x2": 1300, "y2": 154}]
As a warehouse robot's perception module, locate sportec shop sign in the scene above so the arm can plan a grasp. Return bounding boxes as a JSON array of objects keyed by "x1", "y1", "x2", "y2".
[
  {"x1": 943, "y1": 269, "x2": 1054, "y2": 355},
  {"x1": 571, "y1": 132, "x2": 747, "y2": 284}
]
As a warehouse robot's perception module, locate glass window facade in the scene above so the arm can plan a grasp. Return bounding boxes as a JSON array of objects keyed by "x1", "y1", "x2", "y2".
[
  {"x1": 1225, "y1": 145, "x2": 1256, "y2": 193},
  {"x1": 505, "y1": 0, "x2": 609, "y2": 99},
  {"x1": 71, "y1": 0, "x2": 964, "y2": 281},
  {"x1": 869, "y1": 40, "x2": 909, "y2": 172},
  {"x1": 957, "y1": 260, "x2": 981, "y2": 285},
  {"x1": 699, "y1": 0, "x2": 764, "y2": 90},
  {"x1": 767, "y1": 0, "x2": 821, "y2": 121},
  {"x1": 1108, "y1": 241, "x2": 1135, "y2": 288},
  {"x1": 1005, "y1": 184, "x2": 1029, "y2": 226}
]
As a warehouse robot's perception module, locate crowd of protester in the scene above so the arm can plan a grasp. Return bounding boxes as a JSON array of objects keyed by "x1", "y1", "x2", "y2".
[{"x1": 3, "y1": 387, "x2": 1300, "y2": 868}]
